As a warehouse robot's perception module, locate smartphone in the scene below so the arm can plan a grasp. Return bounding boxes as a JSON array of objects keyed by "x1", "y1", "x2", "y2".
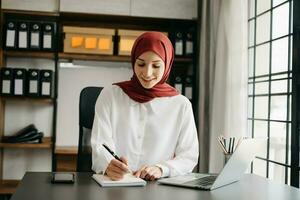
[{"x1": 51, "y1": 172, "x2": 75, "y2": 184}]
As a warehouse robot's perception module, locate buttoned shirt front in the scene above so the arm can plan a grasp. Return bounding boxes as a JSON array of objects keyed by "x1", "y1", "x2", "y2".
[{"x1": 91, "y1": 85, "x2": 199, "y2": 177}]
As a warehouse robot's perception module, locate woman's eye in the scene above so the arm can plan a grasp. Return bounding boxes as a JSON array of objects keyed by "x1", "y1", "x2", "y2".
[
  {"x1": 153, "y1": 65, "x2": 160, "y2": 68},
  {"x1": 137, "y1": 63, "x2": 145, "y2": 67}
]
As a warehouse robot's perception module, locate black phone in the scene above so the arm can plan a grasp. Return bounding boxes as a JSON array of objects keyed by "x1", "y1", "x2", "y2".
[{"x1": 51, "y1": 172, "x2": 75, "y2": 184}]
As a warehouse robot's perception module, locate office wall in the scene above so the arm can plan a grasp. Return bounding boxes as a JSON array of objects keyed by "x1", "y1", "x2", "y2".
[{"x1": 56, "y1": 61, "x2": 132, "y2": 147}]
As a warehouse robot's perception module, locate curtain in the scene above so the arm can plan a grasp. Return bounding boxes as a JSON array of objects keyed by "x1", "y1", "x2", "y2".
[{"x1": 198, "y1": 0, "x2": 248, "y2": 173}]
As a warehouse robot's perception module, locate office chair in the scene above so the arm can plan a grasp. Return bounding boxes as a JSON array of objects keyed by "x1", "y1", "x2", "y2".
[{"x1": 77, "y1": 86, "x2": 103, "y2": 172}]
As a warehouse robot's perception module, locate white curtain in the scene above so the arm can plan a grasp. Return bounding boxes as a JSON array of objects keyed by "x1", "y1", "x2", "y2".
[{"x1": 198, "y1": 0, "x2": 248, "y2": 173}]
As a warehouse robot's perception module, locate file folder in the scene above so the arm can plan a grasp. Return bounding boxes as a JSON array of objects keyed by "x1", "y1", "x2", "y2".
[
  {"x1": 174, "y1": 75, "x2": 183, "y2": 94},
  {"x1": 40, "y1": 70, "x2": 53, "y2": 97},
  {"x1": 30, "y1": 22, "x2": 41, "y2": 50},
  {"x1": 18, "y1": 22, "x2": 29, "y2": 49},
  {"x1": 5, "y1": 21, "x2": 17, "y2": 49},
  {"x1": 185, "y1": 32, "x2": 194, "y2": 56},
  {"x1": 13, "y1": 68, "x2": 27, "y2": 96},
  {"x1": 42, "y1": 23, "x2": 54, "y2": 50},
  {"x1": 0, "y1": 68, "x2": 14, "y2": 96},
  {"x1": 27, "y1": 69, "x2": 40, "y2": 97},
  {"x1": 184, "y1": 76, "x2": 193, "y2": 101},
  {"x1": 174, "y1": 31, "x2": 184, "y2": 56}
]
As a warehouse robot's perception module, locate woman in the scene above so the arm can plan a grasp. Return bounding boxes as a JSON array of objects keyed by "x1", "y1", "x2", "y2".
[{"x1": 91, "y1": 31, "x2": 198, "y2": 181}]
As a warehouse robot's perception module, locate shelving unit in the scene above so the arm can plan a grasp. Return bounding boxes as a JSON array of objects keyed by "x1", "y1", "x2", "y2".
[
  {"x1": 0, "y1": 6, "x2": 199, "y2": 196},
  {"x1": 0, "y1": 137, "x2": 52, "y2": 148},
  {"x1": 0, "y1": 9, "x2": 59, "y2": 197}
]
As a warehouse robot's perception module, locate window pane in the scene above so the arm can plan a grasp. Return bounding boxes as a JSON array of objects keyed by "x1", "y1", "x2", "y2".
[
  {"x1": 256, "y1": 76, "x2": 269, "y2": 82},
  {"x1": 269, "y1": 163, "x2": 286, "y2": 184},
  {"x1": 290, "y1": 36, "x2": 293, "y2": 70},
  {"x1": 254, "y1": 97, "x2": 269, "y2": 119},
  {"x1": 269, "y1": 122, "x2": 287, "y2": 164},
  {"x1": 253, "y1": 158, "x2": 267, "y2": 177},
  {"x1": 272, "y1": 37, "x2": 289, "y2": 74},
  {"x1": 273, "y1": 0, "x2": 287, "y2": 7},
  {"x1": 255, "y1": 43, "x2": 270, "y2": 76},
  {"x1": 289, "y1": 94, "x2": 291, "y2": 121},
  {"x1": 249, "y1": 48, "x2": 254, "y2": 77},
  {"x1": 253, "y1": 120, "x2": 268, "y2": 158},
  {"x1": 288, "y1": 123, "x2": 291, "y2": 165},
  {"x1": 257, "y1": 0, "x2": 271, "y2": 14},
  {"x1": 255, "y1": 82, "x2": 269, "y2": 95},
  {"x1": 290, "y1": 1, "x2": 293, "y2": 34},
  {"x1": 248, "y1": 120, "x2": 253, "y2": 135},
  {"x1": 249, "y1": 83, "x2": 253, "y2": 95},
  {"x1": 270, "y1": 95, "x2": 287, "y2": 120},
  {"x1": 254, "y1": 120, "x2": 268, "y2": 138},
  {"x1": 256, "y1": 12, "x2": 271, "y2": 44},
  {"x1": 271, "y1": 73, "x2": 288, "y2": 80},
  {"x1": 272, "y1": 3, "x2": 289, "y2": 39},
  {"x1": 271, "y1": 79, "x2": 287, "y2": 93},
  {"x1": 249, "y1": 20, "x2": 255, "y2": 46},
  {"x1": 248, "y1": 97, "x2": 253, "y2": 118},
  {"x1": 248, "y1": 0, "x2": 255, "y2": 18}
]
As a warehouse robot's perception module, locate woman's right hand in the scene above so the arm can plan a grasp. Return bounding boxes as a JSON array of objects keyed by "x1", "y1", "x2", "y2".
[{"x1": 105, "y1": 157, "x2": 130, "y2": 181}]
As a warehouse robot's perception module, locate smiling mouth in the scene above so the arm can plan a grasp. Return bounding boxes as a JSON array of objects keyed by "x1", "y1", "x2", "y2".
[{"x1": 142, "y1": 78, "x2": 155, "y2": 82}]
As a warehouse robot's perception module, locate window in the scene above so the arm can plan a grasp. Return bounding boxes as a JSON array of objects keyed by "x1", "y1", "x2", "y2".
[{"x1": 247, "y1": 0, "x2": 299, "y2": 187}]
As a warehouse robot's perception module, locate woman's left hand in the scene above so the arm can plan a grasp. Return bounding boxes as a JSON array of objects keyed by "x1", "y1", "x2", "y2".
[{"x1": 134, "y1": 165, "x2": 162, "y2": 181}]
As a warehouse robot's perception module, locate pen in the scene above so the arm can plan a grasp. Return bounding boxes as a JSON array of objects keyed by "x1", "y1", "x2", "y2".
[{"x1": 102, "y1": 144, "x2": 132, "y2": 173}]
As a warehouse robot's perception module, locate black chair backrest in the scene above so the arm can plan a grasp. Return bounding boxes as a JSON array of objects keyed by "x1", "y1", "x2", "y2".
[{"x1": 77, "y1": 86, "x2": 103, "y2": 172}]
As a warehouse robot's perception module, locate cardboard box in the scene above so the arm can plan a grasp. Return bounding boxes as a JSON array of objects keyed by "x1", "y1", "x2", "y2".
[{"x1": 63, "y1": 26, "x2": 115, "y2": 55}]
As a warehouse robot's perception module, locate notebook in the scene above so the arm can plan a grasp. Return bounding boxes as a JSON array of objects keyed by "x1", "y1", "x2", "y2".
[
  {"x1": 158, "y1": 138, "x2": 266, "y2": 190},
  {"x1": 92, "y1": 173, "x2": 147, "y2": 187}
]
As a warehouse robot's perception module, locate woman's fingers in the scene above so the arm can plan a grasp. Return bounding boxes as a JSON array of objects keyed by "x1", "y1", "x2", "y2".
[
  {"x1": 134, "y1": 166, "x2": 147, "y2": 178},
  {"x1": 138, "y1": 166, "x2": 162, "y2": 180}
]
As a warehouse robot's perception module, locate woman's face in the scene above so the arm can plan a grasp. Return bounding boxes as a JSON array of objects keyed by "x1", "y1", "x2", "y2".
[{"x1": 134, "y1": 51, "x2": 165, "y2": 89}]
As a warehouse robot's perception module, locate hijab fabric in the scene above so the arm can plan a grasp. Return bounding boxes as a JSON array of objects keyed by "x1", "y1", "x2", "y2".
[{"x1": 114, "y1": 31, "x2": 179, "y2": 103}]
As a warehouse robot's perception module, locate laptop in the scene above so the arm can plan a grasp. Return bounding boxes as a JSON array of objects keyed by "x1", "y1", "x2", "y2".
[{"x1": 158, "y1": 138, "x2": 266, "y2": 190}]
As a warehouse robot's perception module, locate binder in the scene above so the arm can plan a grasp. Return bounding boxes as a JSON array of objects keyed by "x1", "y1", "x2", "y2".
[
  {"x1": 40, "y1": 70, "x2": 53, "y2": 97},
  {"x1": 185, "y1": 32, "x2": 194, "y2": 56},
  {"x1": 42, "y1": 23, "x2": 54, "y2": 50},
  {"x1": 29, "y1": 22, "x2": 41, "y2": 50},
  {"x1": 184, "y1": 76, "x2": 193, "y2": 101},
  {"x1": 27, "y1": 69, "x2": 40, "y2": 97},
  {"x1": 174, "y1": 75, "x2": 183, "y2": 94},
  {"x1": 174, "y1": 31, "x2": 184, "y2": 56},
  {"x1": 0, "y1": 68, "x2": 14, "y2": 96},
  {"x1": 13, "y1": 68, "x2": 27, "y2": 96},
  {"x1": 18, "y1": 22, "x2": 29, "y2": 49},
  {"x1": 5, "y1": 21, "x2": 17, "y2": 49}
]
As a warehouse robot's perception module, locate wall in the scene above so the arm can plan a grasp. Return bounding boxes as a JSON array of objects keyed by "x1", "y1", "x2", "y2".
[{"x1": 56, "y1": 61, "x2": 132, "y2": 147}]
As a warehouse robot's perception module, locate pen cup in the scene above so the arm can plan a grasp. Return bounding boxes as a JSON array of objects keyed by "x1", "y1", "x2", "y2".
[{"x1": 224, "y1": 153, "x2": 232, "y2": 166}]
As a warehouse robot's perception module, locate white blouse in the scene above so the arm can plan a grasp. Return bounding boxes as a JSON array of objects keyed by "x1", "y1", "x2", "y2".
[{"x1": 91, "y1": 85, "x2": 198, "y2": 177}]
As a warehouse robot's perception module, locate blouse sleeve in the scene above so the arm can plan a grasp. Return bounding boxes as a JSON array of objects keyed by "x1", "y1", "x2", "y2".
[
  {"x1": 91, "y1": 87, "x2": 115, "y2": 174},
  {"x1": 159, "y1": 100, "x2": 199, "y2": 177}
]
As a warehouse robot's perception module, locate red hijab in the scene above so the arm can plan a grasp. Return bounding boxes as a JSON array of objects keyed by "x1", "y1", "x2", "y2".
[{"x1": 114, "y1": 32, "x2": 179, "y2": 103}]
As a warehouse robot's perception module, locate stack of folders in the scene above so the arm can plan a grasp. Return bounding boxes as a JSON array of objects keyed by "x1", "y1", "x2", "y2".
[
  {"x1": 217, "y1": 136, "x2": 244, "y2": 154},
  {"x1": 92, "y1": 173, "x2": 146, "y2": 187}
]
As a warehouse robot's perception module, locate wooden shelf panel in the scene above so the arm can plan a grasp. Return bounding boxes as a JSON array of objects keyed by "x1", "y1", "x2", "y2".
[
  {"x1": 0, "y1": 96, "x2": 54, "y2": 104},
  {"x1": 2, "y1": 9, "x2": 59, "y2": 17},
  {"x1": 59, "y1": 53, "x2": 130, "y2": 62},
  {"x1": 4, "y1": 51, "x2": 55, "y2": 59},
  {"x1": 59, "y1": 53, "x2": 193, "y2": 63},
  {"x1": 55, "y1": 146, "x2": 78, "y2": 155},
  {"x1": 0, "y1": 180, "x2": 20, "y2": 194},
  {"x1": 0, "y1": 137, "x2": 52, "y2": 149}
]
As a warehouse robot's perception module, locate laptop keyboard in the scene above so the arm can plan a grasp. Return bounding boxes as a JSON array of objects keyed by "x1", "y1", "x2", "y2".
[{"x1": 185, "y1": 175, "x2": 217, "y2": 187}]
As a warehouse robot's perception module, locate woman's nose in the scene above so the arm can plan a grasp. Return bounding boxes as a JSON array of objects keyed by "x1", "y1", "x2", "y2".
[{"x1": 144, "y1": 65, "x2": 153, "y2": 77}]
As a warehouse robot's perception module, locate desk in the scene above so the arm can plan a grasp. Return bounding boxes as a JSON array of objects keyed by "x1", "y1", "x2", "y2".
[{"x1": 10, "y1": 172, "x2": 300, "y2": 200}]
